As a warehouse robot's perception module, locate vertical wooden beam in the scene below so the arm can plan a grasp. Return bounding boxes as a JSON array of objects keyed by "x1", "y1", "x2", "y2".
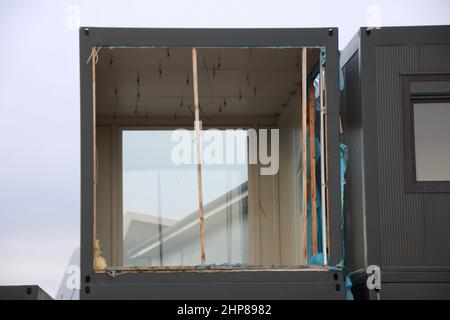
[
  {"x1": 309, "y1": 83, "x2": 318, "y2": 256},
  {"x1": 91, "y1": 47, "x2": 98, "y2": 269},
  {"x1": 192, "y1": 48, "x2": 206, "y2": 265},
  {"x1": 301, "y1": 48, "x2": 308, "y2": 263},
  {"x1": 323, "y1": 67, "x2": 331, "y2": 255}
]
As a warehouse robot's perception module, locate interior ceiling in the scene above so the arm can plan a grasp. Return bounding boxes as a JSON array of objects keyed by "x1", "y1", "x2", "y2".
[{"x1": 96, "y1": 47, "x2": 319, "y2": 119}]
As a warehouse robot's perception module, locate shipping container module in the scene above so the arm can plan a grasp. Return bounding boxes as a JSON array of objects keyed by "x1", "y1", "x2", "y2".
[
  {"x1": 341, "y1": 25, "x2": 450, "y2": 300},
  {"x1": 80, "y1": 27, "x2": 344, "y2": 299}
]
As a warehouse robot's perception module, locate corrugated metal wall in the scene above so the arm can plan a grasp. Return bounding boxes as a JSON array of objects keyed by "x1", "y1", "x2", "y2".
[{"x1": 375, "y1": 44, "x2": 450, "y2": 266}]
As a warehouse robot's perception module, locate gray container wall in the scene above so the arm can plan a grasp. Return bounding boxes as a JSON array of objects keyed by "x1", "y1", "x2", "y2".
[{"x1": 341, "y1": 26, "x2": 450, "y2": 299}]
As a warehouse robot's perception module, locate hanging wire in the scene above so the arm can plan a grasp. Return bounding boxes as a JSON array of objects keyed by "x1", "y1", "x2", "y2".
[
  {"x1": 134, "y1": 72, "x2": 141, "y2": 115},
  {"x1": 158, "y1": 63, "x2": 163, "y2": 78},
  {"x1": 186, "y1": 104, "x2": 195, "y2": 117},
  {"x1": 86, "y1": 46, "x2": 101, "y2": 64},
  {"x1": 219, "y1": 97, "x2": 227, "y2": 113},
  {"x1": 109, "y1": 52, "x2": 113, "y2": 70},
  {"x1": 174, "y1": 97, "x2": 185, "y2": 119},
  {"x1": 217, "y1": 53, "x2": 222, "y2": 70},
  {"x1": 114, "y1": 86, "x2": 119, "y2": 120},
  {"x1": 202, "y1": 57, "x2": 215, "y2": 115}
]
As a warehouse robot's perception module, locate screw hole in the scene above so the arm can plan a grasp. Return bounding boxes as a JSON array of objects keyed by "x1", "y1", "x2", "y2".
[
  {"x1": 328, "y1": 29, "x2": 333, "y2": 36},
  {"x1": 335, "y1": 284, "x2": 341, "y2": 292},
  {"x1": 26, "y1": 287, "x2": 32, "y2": 295},
  {"x1": 85, "y1": 276, "x2": 91, "y2": 283},
  {"x1": 84, "y1": 28, "x2": 90, "y2": 36},
  {"x1": 85, "y1": 286, "x2": 90, "y2": 294},
  {"x1": 333, "y1": 273, "x2": 339, "y2": 281},
  {"x1": 366, "y1": 28, "x2": 371, "y2": 36}
]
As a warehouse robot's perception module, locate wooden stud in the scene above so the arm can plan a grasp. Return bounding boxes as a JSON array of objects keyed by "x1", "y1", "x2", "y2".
[
  {"x1": 323, "y1": 67, "x2": 331, "y2": 256},
  {"x1": 309, "y1": 82, "x2": 318, "y2": 256},
  {"x1": 91, "y1": 47, "x2": 98, "y2": 270},
  {"x1": 192, "y1": 48, "x2": 206, "y2": 265},
  {"x1": 301, "y1": 48, "x2": 308, "y2": 263}
]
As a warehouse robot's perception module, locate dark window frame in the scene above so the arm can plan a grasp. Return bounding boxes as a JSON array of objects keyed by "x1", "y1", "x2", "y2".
[{"x1": 402, "y1": 73, "x2": 450, "y2": 193}]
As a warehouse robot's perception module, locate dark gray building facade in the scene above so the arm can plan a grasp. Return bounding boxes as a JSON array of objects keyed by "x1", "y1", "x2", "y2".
[{"x1": 341, "y1": 25, "x2": 450, "y2": 299}]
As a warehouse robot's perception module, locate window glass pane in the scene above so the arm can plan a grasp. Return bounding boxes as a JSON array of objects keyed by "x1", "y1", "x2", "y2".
[
  {"x1": 414, "y1": 102, "x2": 450, "y2": 181},
  {"x1": 202, "y1": 130, "x2": 249, "y2": 265},
  {"x1": 122, "y1": 130, "x2": 248, "y2": 267}
]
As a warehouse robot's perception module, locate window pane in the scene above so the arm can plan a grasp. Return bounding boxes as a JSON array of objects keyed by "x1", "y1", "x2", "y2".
[
  {"x1": 202, "y1": 130, "x2": 249, "y2": 265},
  {"x1": 414, "y1": 102, "x2": 450, "y2": 181},
  {"x1": 122, "y1": 130, "x2": 248, "y2": 267}
]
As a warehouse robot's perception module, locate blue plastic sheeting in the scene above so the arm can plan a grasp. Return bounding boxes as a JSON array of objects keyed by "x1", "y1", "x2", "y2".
[
  {"x1": 320, "y1": 47, "x2": 327, "y2": 66},
  {"x1": 313, "y1": 75, "x2": 321, "y2": 110},
  {"x1": 345, "y1": 276, "x2": 354, "y2": 300}
]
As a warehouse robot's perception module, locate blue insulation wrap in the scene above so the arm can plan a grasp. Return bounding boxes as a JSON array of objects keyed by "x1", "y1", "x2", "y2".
[
  {"x1": 313, "y1": 74, "x2": 321, "y2": 111},
  {"x1": 345, "y1": 276, "x2": 354, "y2": 300},
  {"x1": 320, "y1": 47, "x2": 327, "y2": 66}
]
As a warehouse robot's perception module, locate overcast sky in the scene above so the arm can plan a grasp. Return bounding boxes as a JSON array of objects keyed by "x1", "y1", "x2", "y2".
[{"x1": 0, "y1": 0, "x2": 449, "y2": 299}]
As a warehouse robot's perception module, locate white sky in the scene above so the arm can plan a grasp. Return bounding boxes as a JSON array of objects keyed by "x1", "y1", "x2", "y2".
[{"x1": 0, "y1": 0, "x2": 449, "y2": 299}]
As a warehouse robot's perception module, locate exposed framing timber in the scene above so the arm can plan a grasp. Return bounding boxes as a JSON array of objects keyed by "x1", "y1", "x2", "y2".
[
  {"x1": 301, "y1": 48, "x2": 308, "y2": 262},
  {"x1": 192, "y1": 48, "x2": 206, "y2": 265},
  {"x1": 91, "y1": 47, "x2": 99, "y2": 270}
]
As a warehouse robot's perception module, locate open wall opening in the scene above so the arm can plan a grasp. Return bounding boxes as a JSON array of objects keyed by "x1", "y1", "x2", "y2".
[{"x1": 90, "y1": 46, "x2": 330, "y2": 272}]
